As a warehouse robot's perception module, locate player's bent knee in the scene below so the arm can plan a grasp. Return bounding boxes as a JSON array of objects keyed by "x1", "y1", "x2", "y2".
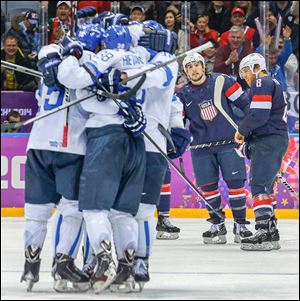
[
  {"x1": 57, "y1": 197, "x2": 82, "y2": 220},
  {"x1": 24, "y1": 203, "x2": 55, "y2": 222},
  {"x1": 135, "y1": 203, "x2": 156, "y2": 220}
]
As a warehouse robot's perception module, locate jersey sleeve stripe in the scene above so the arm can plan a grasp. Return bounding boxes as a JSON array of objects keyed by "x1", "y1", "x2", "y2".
[
  {"x1": 252, "y1": 95, "x2": 272, "y2": 102},
  {"x1": 225, "y1": 82, "x2": 241, "y2": 99},
  {"x1": 250, "y1": 102, "x2": 272, "y2": 109}
]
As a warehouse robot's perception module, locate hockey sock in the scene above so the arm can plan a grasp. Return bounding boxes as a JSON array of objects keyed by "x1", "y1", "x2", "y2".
[
  {"x1": 134, "y1": 203, "x2": 156, "y2": 258},
  {"x1": 109, "y1": 209, "x2": 138, "y2": 260},
  {"x1": 157, "y1": 167, "x2": 171, "y2": 216},
  {"x1": 24, "y1": 203, "x2": 55, "y2": 250},
  {"x1": 228, "y1": 188, "x2": 247, "y2": 220},
  {"x1": 253, "y1": 194, "x2": 274, "y2": 230}
]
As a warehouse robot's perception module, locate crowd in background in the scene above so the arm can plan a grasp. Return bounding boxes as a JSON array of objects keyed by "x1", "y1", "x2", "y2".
[{"x1": 1, "y1": 1, "x2": 299, "y2": 132}]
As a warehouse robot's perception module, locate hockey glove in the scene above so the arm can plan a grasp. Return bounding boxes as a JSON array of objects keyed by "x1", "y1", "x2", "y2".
[
  {"x1": 121, "y1": 102, "x2": 147, "y2": 137},
  {"x1": 138, "y1": 29, "x2": 166, "y2": 52},
  {"x1": 60, "y1": 36, "x2": 83, "y2": 59},
  {"x1": 98, "y1": 68, "x2": 122, "y2": 94},
  {"x1": 37, "y1": 52, "x2": 63, "y2": 89},
  {"x1": 234, "y1": 142, "x2": 250, "y2": 159},
  {"x1": 167, "y1": 128, "x2": 193, "y2": 159}
]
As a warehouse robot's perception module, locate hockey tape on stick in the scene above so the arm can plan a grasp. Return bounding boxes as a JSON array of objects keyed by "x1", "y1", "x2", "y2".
[
  {"x1": 189, "y1": 139, "x2": 236, "y2": 150},
  {"x1": 120, "y1": 41, "x2": 214, "y2": 85}
]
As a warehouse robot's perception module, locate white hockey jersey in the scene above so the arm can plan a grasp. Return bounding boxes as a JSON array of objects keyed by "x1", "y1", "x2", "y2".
[
  {"x1": 57, "y1": 48, "x2": 147, "y2": 129},
  {"x1": 27, "y1": 50, "x2": 93, "y2": 155}
]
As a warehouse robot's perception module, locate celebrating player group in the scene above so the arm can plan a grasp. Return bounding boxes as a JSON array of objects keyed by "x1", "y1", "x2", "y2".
[{"x1": 18, "y1": 10, "x2": 288, "y2": 295}]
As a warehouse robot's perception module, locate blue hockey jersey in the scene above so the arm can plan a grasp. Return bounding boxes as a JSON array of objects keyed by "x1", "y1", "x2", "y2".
[
  {"x1": 238, "y1": 76, "x2": 288, "y2": 139},
  {"x1": 176, "y1": 73, "x2": 250, "y2": 154}
]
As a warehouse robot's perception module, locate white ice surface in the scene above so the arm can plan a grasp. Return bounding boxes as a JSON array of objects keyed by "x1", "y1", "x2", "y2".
[{"x1": 1, "y1": 218, "x2": 299, "y2": 300}]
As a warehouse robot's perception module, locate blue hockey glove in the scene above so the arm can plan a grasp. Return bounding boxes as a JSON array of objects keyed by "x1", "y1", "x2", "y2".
[
  {"x1": 235, "y1": 142, "x2": 250, "y2": 159},
  {"x1": 121, "y1": 102, "x2": 147, "y2": 137},
  {"x1": 77, "y1": 6, "x2": 97, "y2": 19},
  {"x1": 138, "y1": 29, "x2": 166, "y2": 52},
  {"x1": 167, "y1": 128, "x2": 193, "y2": 159},
  {"x1": 37, "y1": 52, "x2": 62, "y2": 89},
  {"x1": 99, "y1": 67, "x2": 122, "y2": 94},
  {"x1": 60, "y1": 36, "x2": 83, "y2": 59}
]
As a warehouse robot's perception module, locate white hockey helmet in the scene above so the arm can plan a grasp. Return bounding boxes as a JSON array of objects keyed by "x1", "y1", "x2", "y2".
[
  {"x1": 239, "y1": 53, "x2": 266, "y2": 79},
  {"x1": 183, "y1": 52, "x2": 205, "y2": 74}
]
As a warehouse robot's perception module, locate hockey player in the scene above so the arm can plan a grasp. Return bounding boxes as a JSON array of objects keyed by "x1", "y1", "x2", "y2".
[
  {"x1": 21, "y1": 43, "x2": 91, "y2": 292},
  {"x1": 176, "y1": 52, "x2": 253, "y2": 244},
  {"x1": 56, "y1": 25, "x2": 147, "y2": 294},
  {"x1": 123, "y1": 20, "x2": 191, "y2": 290},
  {"x1": 236, "y1": 53, "x2": 288, "y2": 251}
]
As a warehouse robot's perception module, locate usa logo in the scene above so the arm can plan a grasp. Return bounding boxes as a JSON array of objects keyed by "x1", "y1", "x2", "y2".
[{"x1": 199, "y1": 100, "x2": 218, "y2": 121}]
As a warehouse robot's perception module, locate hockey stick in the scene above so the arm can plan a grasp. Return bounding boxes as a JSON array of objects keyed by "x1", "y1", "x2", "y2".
[
  {"x1": 0, "y1": 75, "x2": 146, "y2": 132},
  {"x1": 120, "y1": 41, "x2": 213, "y2": 85},
  {"x1": 1, "y1": 60, "x2": 43, "y2": 78},
  {"x1": 277, "y1": 172, "x2": 299, "y2": 200},
  {"x1": 189, "y1": 139, "x2": 236, "y2": 150},
  {"x1": 213, "y1": 75, "x2": 299, "y2": 200}
]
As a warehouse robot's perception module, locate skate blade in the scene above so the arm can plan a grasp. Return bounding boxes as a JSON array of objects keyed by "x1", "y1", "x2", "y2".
[
  {"x1": 21, "y1": 274, "x2": 37, "y2": 292},
  {"x1": 110, "y1": 279, "x2": 135, "y2": 294},
  {"x1": 203, "y1": 235, "x2": 227, "y2": 244},
  {"x1": 53, "y1": 279, "x2": 90, "y2": 293},
  {"x1": 93, "y1": 269, "x2": 116, "y2": 294},
  {"x1": 240, "y1": 242, "x2": 273, "y2": 251},
  {"x1": 271, "y1": 241, "x2": 281, "y2": 250},
  {"x1": 156, "y1": 231, "x2": 179, "y2": 240}
]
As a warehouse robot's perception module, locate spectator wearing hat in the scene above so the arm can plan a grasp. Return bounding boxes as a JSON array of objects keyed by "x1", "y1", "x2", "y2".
[
  {"x1": 48, "y1": 1, "x2": 72, "y2": 44},
  {"x1": 205, "y1": 1, "x2": 231, "y2": 34},
  {"x1": 130, "y1": 5, "x2": 146, "y2": 22},
  {"x1": 190, "y1": 15, "x2": 218, "y2": 49},
  {"x1": 235, "y1": 1, "x2": 260, "y2": 29},
  {"x1": 214, "y1": 25, "x2": 252, "y2": 87},
  {"x1": 219, "y1": 7, "x2": 256, "y2": 48},
  {"x1": 6, "y1": 10, "x2": 39, "y2": 63},
  {"x1": 1, "y1": 35, "x2": 38, "y2": 91},
  {"x1": 120, "y1": 1, "x2": 157, "y2": 21}
]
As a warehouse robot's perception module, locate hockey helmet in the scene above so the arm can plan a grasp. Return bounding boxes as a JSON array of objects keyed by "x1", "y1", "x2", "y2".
[
  {"x1": 76, "y1": 24, "x2": 104, "y2": 52},
  {"x1": 183, "y1": 53, "x2": 205, "y2": 74},
  {"x1": 102, "y1": 25, "x2": 132, "y2": 51},
  {"x1": 239, "y1": 53, "x2": 266, "y2": 79}
]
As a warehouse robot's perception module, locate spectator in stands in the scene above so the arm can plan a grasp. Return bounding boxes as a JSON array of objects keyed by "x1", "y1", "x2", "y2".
[
  {"x1": 1, "y1": 35, "x2": 38, "y2": 91},
  {"x1": 48, "y1": 1, "x2": 72, "y2": 44},
  {"x1": 278, "y1": 35, "x2": 299, "y2": 92},
  {"x1": 121, "y1": 1, "x2": 157, "y2": 21},
  {"x1": 205, "y1": 1, "x2": 231, "y2": 35},
  {"x1": 271, "y1": 1, "x2": 292, "y2": 20},
  {"x1": 214, "y1": 25, "x2": 252, "y2": 84},
  {"x1": 219, "y1": 7, "x2": 255, "y2": 48},
  {"x1": 1, "y1": 110, "x2": 22, "y2": 133},
  {"x1": 1, "y1": 9, "x2": 5, "y2": 38},
  {"x1": 288, "y1": 1, "x2": 299, "y2": 60},
  {"x1": 256, "y1": 25, "x2": 293, "y2": 92},
  {"x1": 129, "y1": 5, "x2": 146, "y2": 22},
  {"x1": 202, "y1": 39, "x2": 219, "y2": 75},
  {"x1": 6, "y1": 10, "x2": 39, "y2": 64},
  {"x1": 190, "y1": 15, "x2": 218, "y2": 49},
  {"x1": 77, "y1": 1, "x2": 111, "y2": 13},
  {"x1": 163, "y1": 10, "x2": 186, "y2": 54},
  {"x1": 235, "y1": 1, "x2": 259, "y2": 29}
]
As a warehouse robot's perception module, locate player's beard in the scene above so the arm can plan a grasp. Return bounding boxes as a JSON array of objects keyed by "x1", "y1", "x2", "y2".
[{"x1": 190, "y1": 72, "x2": 204, "y2": 84}]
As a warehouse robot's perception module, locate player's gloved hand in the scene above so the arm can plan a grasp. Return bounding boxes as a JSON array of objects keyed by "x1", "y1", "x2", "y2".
[
  {"x1": 77, "y1": 6, "x2": 97, "y2": 19},
  {"x1": 98, "y1": 68, "x2": 122, "y2": 94},
  {"x1": 120, "y1": 101, "x2": 147, "y2": 137},
  {"x1": 60, "y1": 35, "x2": 83, "y2": 59},
  {"x1": 235, "y1": 142, "x2": 250, "y2": 159},
  {"x1": 37, "y1": 52, "x2": 63, "y2": 89},
  {"x1": 138, "y1": 29, "x2": 166, "y2": 52},
  {"x1": 167, "y1": 128, "x2": 193, "y2": 159}
]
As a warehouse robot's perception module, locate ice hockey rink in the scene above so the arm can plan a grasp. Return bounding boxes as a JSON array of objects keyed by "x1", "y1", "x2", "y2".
[{"x1": 1, "y1": 218, "x2": 299, "y2": 300}]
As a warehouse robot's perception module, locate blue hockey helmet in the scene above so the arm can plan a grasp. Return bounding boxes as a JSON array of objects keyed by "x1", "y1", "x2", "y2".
[
  {"x1": 76, "y1": 24, "x2": 103, "y2": 52},
  {"x1": 142, "y1": 20, "x2": 166, "y2": 31},
  {"x1": 102, "y1": 25, "x2": 132, "y2": 50},
  {"x1": 112, "y1": 13, "x2": 130, "y2": 26}
]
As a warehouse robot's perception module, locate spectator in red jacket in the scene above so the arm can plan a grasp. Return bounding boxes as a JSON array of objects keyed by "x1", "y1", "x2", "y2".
[
  {"x1": 77, "y1": 1, "x2": 111, "y2": 13},
  {"x1": 190, "y1": 15, "x2": 218, "y2": 49},
  {"x1": 213, "y1": 25, "x2": 252, "y2": 83},
  {"x1": 219, "y1": 7, "x2": 255, "y2": 48}
]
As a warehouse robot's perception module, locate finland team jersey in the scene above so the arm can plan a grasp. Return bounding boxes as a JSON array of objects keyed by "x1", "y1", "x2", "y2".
[
  {"x1": 125, "y1": 49, "x2": 181, "y2": 153},
  {"x1": 58, "y1": 48, "x2": 147, "y2": 129},
  {"x1": 27, "y1": 51, "x2": 93, "y2": 155},
  {"x1": 176, "y1": 74, "x2": 249, "y2": 154},
  {"x1": 238, "y1": 76, "x2": 288, "y2": 138}
]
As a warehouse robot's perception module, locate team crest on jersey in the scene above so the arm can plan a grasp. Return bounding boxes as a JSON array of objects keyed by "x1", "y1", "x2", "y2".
[{"x1": 199, "y1": 100, "x2": 218, "y2": 121}]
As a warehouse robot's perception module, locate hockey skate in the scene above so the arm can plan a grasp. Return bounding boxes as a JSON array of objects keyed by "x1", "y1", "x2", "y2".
[
  {"x1": 52, "y1": 253, "x2": 90, "y2": 292},
  {"x1": 269, "y1": 217, "x2": 281, "y2": 250},
  {"x1": 203, "y1": 220, "x2": 227, "y2": 244},
  {"x1": 91, "y1": 240, "x2": 116, "y2": 294},
  {"x1": 132, "y1": 257, "x2": 149, "y2": 292},
  {"x1": 233, "y1": 219, "x2": 253, "y2": 243},
  {"x1": 110, "y1": 249, "x2": 135, "y2": 293},
  {"x1": 82, "y1": 253, "x2": 97, "y2": 279},
  {"x1": 240, "y1": 228, "x2": 273, "y2": 251},
  {"x1": 20, "y1": 246, "x2": 41, "y2": 292},
  {"x1": 156, "y1": 215, "x2": 180, "y2": 240}
]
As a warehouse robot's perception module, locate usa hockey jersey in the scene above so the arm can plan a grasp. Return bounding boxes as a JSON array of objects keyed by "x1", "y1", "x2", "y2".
[
  {"x1": 238, "y1": 76, "x2": 288, "y2": 138},
  {"x1": 176, "y1": 73, "x2": 249, "y2": 154}
]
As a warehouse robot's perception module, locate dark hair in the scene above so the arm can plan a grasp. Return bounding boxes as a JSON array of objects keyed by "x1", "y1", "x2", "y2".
[
  {"x1": 164, "y1": 9, "x2": 180, "y2": 34},
  {"x1": 6, "y1": 110, "x2": 21, "y2": 121},
  {"x1": 205, "y1": 38, "x2": 219, "y2": 49},
  {"x1": 2, "y1": 35, "x2": 18, "y2": 44}
]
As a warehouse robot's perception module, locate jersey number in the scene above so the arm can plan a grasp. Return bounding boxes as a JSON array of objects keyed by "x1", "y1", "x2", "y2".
[{"x1": 43, "y1": 87, "x2": 65, "y2": 111}]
